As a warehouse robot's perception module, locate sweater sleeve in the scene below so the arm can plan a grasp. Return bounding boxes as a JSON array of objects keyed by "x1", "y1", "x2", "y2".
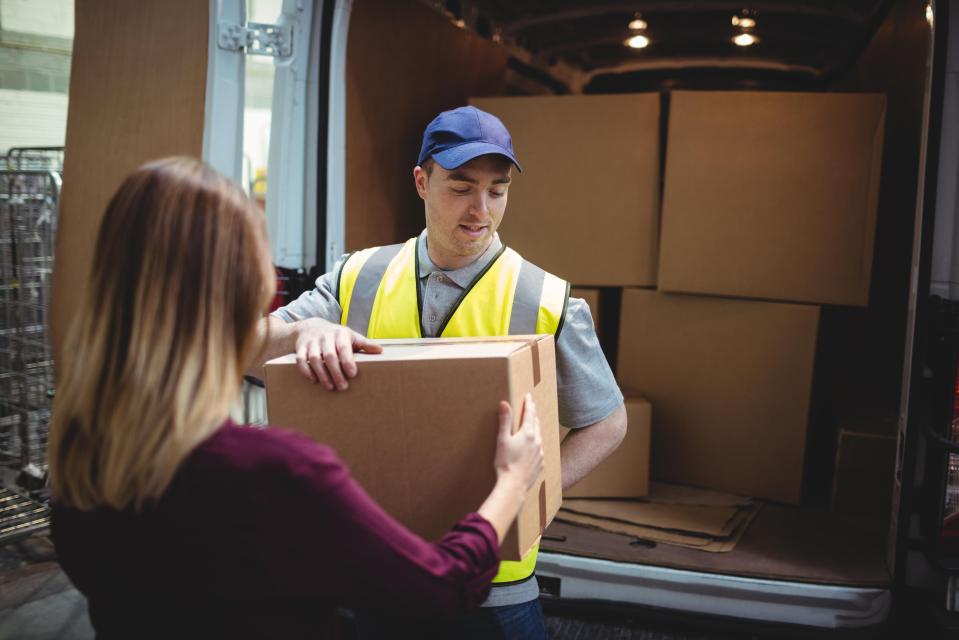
[{"x1": 257, "y1": 427, "x2": 501, "y2": 616}]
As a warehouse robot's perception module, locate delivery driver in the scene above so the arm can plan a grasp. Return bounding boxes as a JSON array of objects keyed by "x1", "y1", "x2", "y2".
[{"x1": 255, "y1": 106, "x2": 626, "y2": 638}]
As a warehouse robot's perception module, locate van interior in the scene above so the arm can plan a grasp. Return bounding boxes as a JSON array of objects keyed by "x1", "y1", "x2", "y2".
[{"x1": 337, "y1": 0, "x2": 937, "y2": 630}]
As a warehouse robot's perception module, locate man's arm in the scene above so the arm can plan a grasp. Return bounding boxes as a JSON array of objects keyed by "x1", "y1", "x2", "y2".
[
  {"x1": 559, "y1": 403, "x2": 627, "y2": 491},
  {"x1": 552, "y1": 297, "x2": 627, "y2": 490},
  {"x1": 248, "y1": 261, "x2": 381, "y2": 390},
  {"x1": 253, "y1": 315, "x2": 299, "y2": 368}
]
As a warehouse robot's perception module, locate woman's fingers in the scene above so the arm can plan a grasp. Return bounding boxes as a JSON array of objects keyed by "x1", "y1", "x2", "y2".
[{"x1": 498, "y1": 401, "x2": 513, "y2": 440}]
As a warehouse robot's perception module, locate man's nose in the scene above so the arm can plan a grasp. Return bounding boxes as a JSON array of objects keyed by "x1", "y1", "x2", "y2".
[{"x1": 467, "y1": 191, "x2": 489, "y2": 215}]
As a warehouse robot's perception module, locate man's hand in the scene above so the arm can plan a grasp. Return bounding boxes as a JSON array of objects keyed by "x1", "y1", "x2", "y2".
[{"x1": 294, "y1": 317, "x2": 382, "y2": 390}]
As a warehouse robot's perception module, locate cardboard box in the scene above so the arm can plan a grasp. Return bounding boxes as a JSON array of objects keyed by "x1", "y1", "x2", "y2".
[
  {"x1": 469, "y1": 94, "x2": 660, "y2": 287},
  {"x1": 264, "y1": 335, "x2": 562, "y2": 561},
  {"x1": 52, "y1": 0, "x2": 209, "y2": 367},
  {"x1": 565, "y1": 397, "x2": 651, "y2": 498},
  {"x1": 617, "y1": 290, "x2": 819, "y2": 504},
  {"x1": 658, "y1": 91, "x2": 886, "y2": 306},
  {"x1": 831, "y1": 429, "x2": 896, "y2": 520}
]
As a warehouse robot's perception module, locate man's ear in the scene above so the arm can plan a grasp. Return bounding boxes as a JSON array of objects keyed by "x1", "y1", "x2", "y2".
[{"x1": 413, "y1": 166, "x2": 429, "y2": 200}]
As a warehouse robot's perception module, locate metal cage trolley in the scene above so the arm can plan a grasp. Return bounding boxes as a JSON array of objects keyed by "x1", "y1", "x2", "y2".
[{"x1": 0, "y1": 147, "x2": 62, "y2": 543}]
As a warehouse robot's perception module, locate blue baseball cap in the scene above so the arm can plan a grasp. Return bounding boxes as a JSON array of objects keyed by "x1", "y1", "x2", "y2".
[{"x1": 417, "y1": 106, "x2": 522, "y2": 172}]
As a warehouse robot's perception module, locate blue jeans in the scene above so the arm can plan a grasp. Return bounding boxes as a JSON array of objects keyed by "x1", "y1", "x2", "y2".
[{"x1": 355, "y1": 599, "x2": 548, "y2": 639}]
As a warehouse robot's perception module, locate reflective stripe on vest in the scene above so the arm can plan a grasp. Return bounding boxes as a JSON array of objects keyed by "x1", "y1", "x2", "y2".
[{"x1": 337, "y1": 235, "x2": 569, "y2": 583}]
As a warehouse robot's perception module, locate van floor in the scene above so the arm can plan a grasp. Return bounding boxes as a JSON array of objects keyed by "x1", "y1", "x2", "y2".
[
  {"x1": 0, "y1": 535, "x2": 758, "y2": 640},
  {"x1": 542, "y1": 503, "x2": 890, "y2": 586}
]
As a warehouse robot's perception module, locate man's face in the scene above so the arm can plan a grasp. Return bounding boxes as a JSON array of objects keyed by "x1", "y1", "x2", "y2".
[{"x1": 413, "y1": 154, "x2": 512, "y2": 265}]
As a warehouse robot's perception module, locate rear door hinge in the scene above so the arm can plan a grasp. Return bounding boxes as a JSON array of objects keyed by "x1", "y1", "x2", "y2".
[{"x1": 217, "y1": 21, "x2": 292, "y2": 58}]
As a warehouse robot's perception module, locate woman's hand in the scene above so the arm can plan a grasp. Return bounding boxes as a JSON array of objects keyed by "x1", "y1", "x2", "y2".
[
  {"x1": 477, "y1": 393, "x2": 545, "y2": 544},
  {"x1": 494, "y1": 394, "x2": 544, "y2": 492}
]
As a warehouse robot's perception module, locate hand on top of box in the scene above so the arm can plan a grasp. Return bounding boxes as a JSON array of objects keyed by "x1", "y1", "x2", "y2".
[{"x1": 293, "y1": 317, "x2": 382, "y2": 390}]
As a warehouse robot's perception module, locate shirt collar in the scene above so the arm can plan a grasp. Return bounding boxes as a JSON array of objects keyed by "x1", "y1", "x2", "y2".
[{"x1": 416, "y1": 229, "x2": 503, "y2": 289}]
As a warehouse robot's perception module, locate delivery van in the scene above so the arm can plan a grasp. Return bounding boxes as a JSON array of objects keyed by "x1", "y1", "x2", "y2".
[{"x1": 46, "y1": 0, "x2": 959, "y2": 637}]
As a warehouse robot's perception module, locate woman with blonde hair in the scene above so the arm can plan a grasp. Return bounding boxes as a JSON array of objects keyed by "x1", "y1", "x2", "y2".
[{"x1": 49, "y1": 157, "x2": 544, "y2": 639}]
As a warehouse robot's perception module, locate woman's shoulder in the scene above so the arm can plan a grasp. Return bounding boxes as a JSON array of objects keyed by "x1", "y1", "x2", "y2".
[{"x1": 191, "y1": 421, "x2": 349, "y2": 488}]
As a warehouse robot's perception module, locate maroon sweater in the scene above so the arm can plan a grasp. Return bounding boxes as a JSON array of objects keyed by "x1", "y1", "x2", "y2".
[{"x1": 51, "y1": 421, "x2": 500, "y2": 639}]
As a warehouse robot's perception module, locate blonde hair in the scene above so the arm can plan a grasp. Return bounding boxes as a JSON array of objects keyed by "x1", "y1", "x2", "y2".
[{"x1": 48, "y1": 157, "x2": 275, "y2": 511}]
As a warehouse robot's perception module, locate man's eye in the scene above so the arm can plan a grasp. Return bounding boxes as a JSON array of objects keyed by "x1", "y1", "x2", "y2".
[
  {"x1": 490, "y1": 190, "x2": 506, "y2": 198},
  {"x1": 451, "y1": 187, "x2": 470, "y2": 195}
]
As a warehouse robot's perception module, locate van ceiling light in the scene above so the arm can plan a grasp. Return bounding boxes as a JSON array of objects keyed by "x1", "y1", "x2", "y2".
[
  {"x1": 626, "y1": 34, "x2": 650, "y2": 49},
  {"x1": 629, "y1": 12, "x2": 647, "y2": 31},
  {"x1": 731, "y1": 15, "x2": 756, "y2": 29},
  {"x1": 733, "y1": 32, "x2": 758, "y2": 46},
  {"x1": 926, "y1": 3, "x2": 934, "y2": 27}
]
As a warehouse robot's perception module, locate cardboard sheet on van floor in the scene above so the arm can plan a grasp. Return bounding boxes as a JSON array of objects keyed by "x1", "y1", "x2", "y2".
[
  {"x1": 562, "y1": 500, "x2": 740, "y2": 537},
  {"x1": 557, "y1": 482, "x2": 761, "y2": 552},
  {"x1": 642, "y1": 482, "x2": 754, "y2": 508},
  {"x1": 556, "y1": 504, "x2": 760, "y2": 552}
]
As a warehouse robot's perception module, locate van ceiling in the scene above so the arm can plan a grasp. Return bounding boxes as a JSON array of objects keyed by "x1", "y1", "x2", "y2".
[{"x1": 454, "y1": 0, "x2": 892, "y2": 92}]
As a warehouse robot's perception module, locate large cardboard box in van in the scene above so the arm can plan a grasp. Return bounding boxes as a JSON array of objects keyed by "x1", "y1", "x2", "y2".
[
  {"x1": 617, "y1": 290, "x2": 820, "y2": 504},
  {"x1": 263, "y1": 336, "x2": 562, "y2": 561},
  {"x1": 565, "y1": 396, "x2": 651, "y2": 498},
  {"x1": 658, "y1": 91, "x2": 886, "y2": 306},
  {"x1": 469, "y1": 94, "x2": 660, "y2": 287}
]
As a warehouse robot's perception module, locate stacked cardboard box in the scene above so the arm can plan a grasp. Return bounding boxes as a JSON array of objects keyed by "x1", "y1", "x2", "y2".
[
  {"x1": 616, "y1": 91, "x2": 884, "y2": 505},
  {"x1": 469, "y1": 94, "x2": 660, "y2": 287},
  {"x1": 470, "y1": 90, "x2": 886, "y2": 513},
  {"x1": 617, "y1": 290, "x2": 819, "y2": 504},
  {"x1": 658, "y1": 91, "x2": 886, "y2": 307}
]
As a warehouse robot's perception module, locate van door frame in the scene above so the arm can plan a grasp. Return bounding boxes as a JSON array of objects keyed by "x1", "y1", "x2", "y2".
[{"x1": 891, "y1": 0, "x2": 953, "y2": 598}]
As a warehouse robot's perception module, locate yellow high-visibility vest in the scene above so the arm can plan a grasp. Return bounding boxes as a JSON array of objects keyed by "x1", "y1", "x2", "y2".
[{"x1": 337, "y1": 236, "x2": 568, "y2": 584}]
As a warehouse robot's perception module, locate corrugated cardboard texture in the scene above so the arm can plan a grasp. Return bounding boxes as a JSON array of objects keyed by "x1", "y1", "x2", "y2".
[
  {"x1": 49, "y1": 0, "x2": 208, "y2": 369},
  {"x1": 264, "y1": 336, "x2": 561, "y2": 561},
  {"x1": 544, "y1": 504, "x2": 890, "y2": 585},
  {"x1": 617, "y1": 290, "x2": 819, "y2": 504},
  {"x1": 565, "y1": 397, "x2": 650, "y2": 498},
  {"x1": 659, "y1": 91, "x2": 886, "y2": 306},
  {"x1": 643, "y1": 482, "x2": 753, "y2": 508},
  {"x1": 562, "y1": 499, "x2": 737, "y2": 536},
  {"x1": 470, "y1": 94, "x2": 660, "y2": 286},
  {"x1": 346, "y1": 0, "x2": 508, "y2": 249}
]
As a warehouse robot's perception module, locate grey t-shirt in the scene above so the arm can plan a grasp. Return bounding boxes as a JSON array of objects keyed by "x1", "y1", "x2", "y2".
[{"x1": 272, "y1": 230, "x2": 624, "y2": 605}]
